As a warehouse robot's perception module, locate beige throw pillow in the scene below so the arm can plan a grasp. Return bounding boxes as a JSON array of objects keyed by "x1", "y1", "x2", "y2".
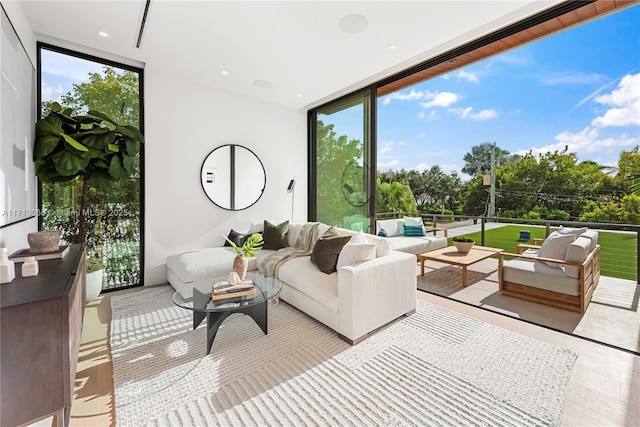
[{"x1": 537, "y1": 231, "x2": 576, "y2": 268}]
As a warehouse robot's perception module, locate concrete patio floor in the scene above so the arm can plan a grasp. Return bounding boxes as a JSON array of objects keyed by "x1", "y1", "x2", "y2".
[{"x1": 417, "y1": 257, "x2": 640, "y2": 354}]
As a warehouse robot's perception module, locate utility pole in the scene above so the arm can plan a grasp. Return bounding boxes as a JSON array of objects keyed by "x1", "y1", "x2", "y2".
[{"x1": 489, "y1": 142, "x2": 496, "y2": 218}]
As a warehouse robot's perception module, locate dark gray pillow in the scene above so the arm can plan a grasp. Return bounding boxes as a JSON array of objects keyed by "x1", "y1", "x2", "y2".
[
  {"x1": 263, "y1": 220, "x2": 289, "y2": 250},
  {"x1": 224, "y1": 229, "x2": 249, "y2": 247},
  {"x1": 311, "y1": 231, "x2": 351, "y2": 274}
]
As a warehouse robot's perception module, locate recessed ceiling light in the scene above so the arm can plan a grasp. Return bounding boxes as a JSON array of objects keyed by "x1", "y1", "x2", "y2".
[
  {"x1": 253, "y1": 80, "x2": 272, "y2": 89},
  {"x1": 339, "y1": 14, "x2": 368, "y2": 34},
  {"x1": 98, "y1": 31, "x2": 110, "y2": 38},
  {"x1": 220, "y1": 70, "x2": 229, "y2": 75},
  {"x1": 296, "y1": 94, "x2": 303, "y2": 98},
  {"x1": 387, "y1": 44, "x2": 398, "y2": 51}
]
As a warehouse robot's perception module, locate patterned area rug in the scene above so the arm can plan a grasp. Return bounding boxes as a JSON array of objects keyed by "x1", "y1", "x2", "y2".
[{"x1": 111, "y1": 286, "x2": 577, "y2": 426}]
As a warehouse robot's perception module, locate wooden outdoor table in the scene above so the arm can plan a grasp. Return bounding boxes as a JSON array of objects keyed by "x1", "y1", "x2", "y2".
[{"x1": 418, "y1": 245, "x2": 503, "y2": 286}]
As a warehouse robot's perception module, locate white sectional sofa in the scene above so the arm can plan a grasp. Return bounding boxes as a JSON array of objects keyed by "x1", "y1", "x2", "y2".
[
  {"x1": 376, "y1": 217, "x2": 448, "y2": 255},
  {"x1": 167, "y1": 221, "x2": 417, "y2": 344}
]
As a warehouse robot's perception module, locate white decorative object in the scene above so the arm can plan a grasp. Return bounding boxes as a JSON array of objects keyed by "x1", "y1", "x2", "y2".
[
  {"x1": 21, "y1": 256, "x2": 39, "y2": 277},
  {"x1": 85, "y1": 269, "x2": 104, "y2": 303},
  {"x1": 227, "y1": 271, "x2": 241, "y2": 285},
  {"x1": 0, "y1": 248, "x2": 16, "y2": 284}
]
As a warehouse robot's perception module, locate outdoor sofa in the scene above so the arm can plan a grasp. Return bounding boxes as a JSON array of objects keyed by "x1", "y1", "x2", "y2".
[
  {"x1": 376, "y1": 217, "x2": 448, "y2": 255},
  {"x1": 498, "y1": 227, "x2": 600, "y2": 313}
]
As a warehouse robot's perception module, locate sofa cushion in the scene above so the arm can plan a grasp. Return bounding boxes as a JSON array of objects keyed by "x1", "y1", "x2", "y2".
[
  {"x1": 582, "y1": 230, "x2": 599, "y2": 252},
  {"x1": 502, "y1": 258, "x2": 580, "y2": 296},
  {"x1": 378, "y1": 228, "x2": 389, "y2": 237},
  {"x1": 557, "y1": 225, "x2": 588, "y2": 236},
  {"x1": 564, "y1": 236, "x2": 592, "y2": 278},
  {"x1": 338, "y1": 228, "x2": 390, "y2": 258},
  {"x1": 403, "y1": 216, "x2": 424, "y2": 228},
  {"x1": 263, "y1": 220, "x2": 289, "y2": 250},
  {"x1": 224, "y1": 229, "x2": 249, "y2": 247},
  {"x1": 277, "y1": 256, "x2": 339, "y2": 313},
  {"x1": 537, "y1": 231, "x2": 576, "y2": 268},
  {"x1": 403, "y1": 225, "x2": 425, "y2": 236},
  {"x1": 386, "y1": 235, "x2": 447, "y2": 254},
  {"x1": 336, "y1": 243, "x2": 376, "y2": 269},
  {"x1": 311, "y1": 228, "x2": 351, "y2": 274},
  {"x1": 377, "y1": 218, "x2": 403, "y2": 237},
  {"x1": 166, "y1": 247, "x2": 257, "y2": 283}
]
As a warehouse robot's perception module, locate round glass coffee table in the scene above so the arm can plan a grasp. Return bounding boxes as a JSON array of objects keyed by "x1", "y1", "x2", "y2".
[{"x1": 173, "y1": 272, "x2": 283, "y2": 354}]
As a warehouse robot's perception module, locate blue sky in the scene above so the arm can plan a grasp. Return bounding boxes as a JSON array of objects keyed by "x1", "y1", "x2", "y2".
[{"x1": 376, "y1": 5, "x2": 640, "y2": 178}]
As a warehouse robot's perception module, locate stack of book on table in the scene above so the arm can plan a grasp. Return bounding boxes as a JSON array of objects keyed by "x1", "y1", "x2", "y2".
[{"x1": 212, "y1": 279, "x2": 256, "y2": 302}]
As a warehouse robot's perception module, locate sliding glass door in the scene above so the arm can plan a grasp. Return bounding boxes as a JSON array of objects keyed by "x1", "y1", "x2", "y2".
[{"x1": 309, "y1": 88, "x2": 376, "y2": 232}]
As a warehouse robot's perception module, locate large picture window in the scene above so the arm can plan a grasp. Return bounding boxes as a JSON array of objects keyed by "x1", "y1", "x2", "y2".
[{"x1": 38, "y1": 44, "x2": 144, "y2": 291}]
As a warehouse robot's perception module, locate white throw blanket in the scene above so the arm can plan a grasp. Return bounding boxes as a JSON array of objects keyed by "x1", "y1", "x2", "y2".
[{"x1": 258, "y1": 222, "x2": 322, "y2": 277}]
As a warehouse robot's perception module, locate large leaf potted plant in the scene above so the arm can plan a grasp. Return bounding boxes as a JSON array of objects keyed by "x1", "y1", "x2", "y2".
[{"x1": 34, "y1": 102, "x2": 144, "y2": 244}]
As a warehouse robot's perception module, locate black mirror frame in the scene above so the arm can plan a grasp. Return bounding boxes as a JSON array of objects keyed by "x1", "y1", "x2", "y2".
[{"x1": 200, "y1": 144, "x2": 266, "y2": 211}]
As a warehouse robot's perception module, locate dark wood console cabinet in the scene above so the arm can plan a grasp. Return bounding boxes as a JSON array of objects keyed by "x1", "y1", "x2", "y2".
[{"x1": 1, "y1": 244, "x2": 85, "y2": 427}]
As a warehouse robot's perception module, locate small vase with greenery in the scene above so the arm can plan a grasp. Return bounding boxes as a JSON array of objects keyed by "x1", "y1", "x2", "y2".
[
  {"x1": 223, "y1": 233, "x2": 264, "y2": 280},
  {"x1": 452, "y1": 236, "x2": 475, "y2": 253}
]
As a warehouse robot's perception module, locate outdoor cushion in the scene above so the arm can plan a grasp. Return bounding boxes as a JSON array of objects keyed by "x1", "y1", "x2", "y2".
[
  {"x1": 376, "y1": 218, "x2": 404, "y2": 237},
  {"x1": 537, "y1": 231, "x2": 576, "y2": 268},
  {"x1": 502, "y1": 258, "x2": 580, "y2": 296},
  {"x1": 385, "y1": 235, "x2": 446, "y2": 254},
  {"x1": 564, "y1": 236, "x2": 592, "y2": 278}
]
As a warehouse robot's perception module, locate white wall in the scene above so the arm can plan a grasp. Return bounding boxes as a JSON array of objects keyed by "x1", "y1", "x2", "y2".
[
  {"x1": 0, "y1": 2, "x2": 38, "y2": 254},
  {"x1": 144, "y1": 68, "x2": 307, "y2": 285},
  {"x1": 1, "y1": 2, "x2": 309, "y2": 285}
]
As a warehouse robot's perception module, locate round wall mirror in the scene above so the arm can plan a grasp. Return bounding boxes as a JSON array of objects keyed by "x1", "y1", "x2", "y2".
[{"x1": 200, "y1": 144, "x2": 266, "y2": 210}]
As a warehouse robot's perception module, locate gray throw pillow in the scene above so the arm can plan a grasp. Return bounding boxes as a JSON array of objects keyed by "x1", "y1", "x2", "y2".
[{"x1": 263, "y1": 220, "x2": 289, "y2": 250}]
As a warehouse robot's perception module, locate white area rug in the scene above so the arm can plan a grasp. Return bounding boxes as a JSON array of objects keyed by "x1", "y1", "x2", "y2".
[{"x1": 111, "y1": 286, "x2": 577, "y2": 426}]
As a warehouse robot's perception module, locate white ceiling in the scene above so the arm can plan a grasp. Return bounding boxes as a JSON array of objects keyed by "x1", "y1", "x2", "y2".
[{"x1": 19, "y1": 0, "x2": 563, "y2": 110}]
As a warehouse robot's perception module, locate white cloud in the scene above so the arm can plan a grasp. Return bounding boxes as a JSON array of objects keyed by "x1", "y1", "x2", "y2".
[
  {"x1": 455, "y1": 70, "x2": 479, "y2": 83},
  {"x1": 378, "y1": 159, "x2": 400, "y2": 170},
  {"x1": 540, "y1": 72, "x2": 605, "y2": 86},
  {"x1": 41, "y1": 83, "x2": 64, "y2": 103},
  {"x1": 591, "y1": 73, "x2": 640, "y2": 127},
  {"x1": 414, "y1": 163, "x2": 428, "y2": 171},
  {"x1": 420, "y1": 91, "x2": 459, "y2": 108},
  {"x1": 41, "y1": 50, "x2": 103, "y2": 82},
  {"x1": 515, "y1": 126, "x2": 637, "y2": 157},
  {"x1": 450, "y1": 107, "x2": 498, "y2": 120},
  {"x1": 378, "y1": 146, "x2": 392, "y2": 155},
  {"x1": 382, "y1": 89, "x2": 425, "y2": 105}
]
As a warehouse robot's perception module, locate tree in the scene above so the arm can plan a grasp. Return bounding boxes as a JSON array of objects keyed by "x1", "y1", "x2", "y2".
[
  {"x1": 35, "y1": 103, "x2": 144, "y2": 243},
  {"x1": 461, "y1": 142, "x2": 520, "y2": 176},
  {"x1": 316, "y1": 120, "x2": 365, "y2": 226},
  {"x1": 376, "y1": 180, "x2": 418, "y2": 214},
  {"x1": 42, "y1": 66, "x2": 140, "y2": 124}
]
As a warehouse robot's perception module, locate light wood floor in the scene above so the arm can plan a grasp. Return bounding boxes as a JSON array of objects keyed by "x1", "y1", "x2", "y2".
[{"x1": 60, "y1": 283, "x2": 639, "y2": 427}]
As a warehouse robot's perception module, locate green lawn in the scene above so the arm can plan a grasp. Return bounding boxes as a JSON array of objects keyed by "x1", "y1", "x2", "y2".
[{"x1": 450, "y1": 225, "x2": 638, "y2": 281}]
